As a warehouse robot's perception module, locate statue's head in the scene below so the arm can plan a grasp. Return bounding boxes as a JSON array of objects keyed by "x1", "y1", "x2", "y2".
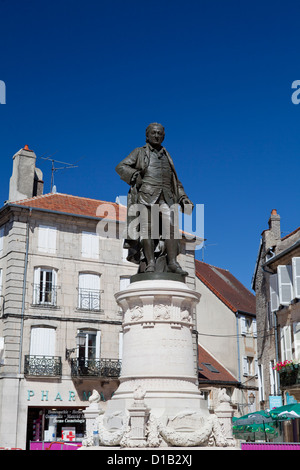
[{"x1": 146, "y1": 122, "x2": 165, "y2": 147}]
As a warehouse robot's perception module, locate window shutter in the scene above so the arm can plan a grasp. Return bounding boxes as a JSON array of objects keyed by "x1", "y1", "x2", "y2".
[
  {"x1": 38, "y1": 226, "x2": 47, "y2": 252},
  {"x1": 30, "y1": 327, "x2": 55, "y2": 356},
  {"x1": 269, "y1": 361, "x2": 275, "y2": 395},
  {"x1": 253, "y1": 319, "x2": 257, "y2": 337},
  {"x1": 96, "y1": 331, "x2": 101, "y2": 360},
  {"x1": 293, "y1": 322, "x2": 300, "y2": 360},
  {"x1": 281, "y1": 326, "x2": 292, "y2": 361},
  {"x1": 240, "y1": 316, "x2": 247, "y2": 336},
  {"x1": 242, "y1": 356, "x2": 249, "y2": 376},
  {"x1": 48, "y1": 226, "x2": 57, "y2": 254},
  {"x1": 270, "y1": 274, "x2": 279, "y2": 312},
  {"x1": 52, "y1": 269, "x2": 57, "y2": 305},
  {"x1": 278, "y1": 265, "x2": 293, "y2": 306},
  {"x1": 91, "y1": 233, "x2": 99, "y2": 259},
  {"x1": 79, "y1": 273, "x2": 100, "y2": 290},
  {"x1": 38, "y1": 225, "x2": 56, "y2": 253},
  {"x1": 292, "y1": 257, "x2": 300, "y2": 299},
  {"x1": 33, "y1": 267, "x2": 41, "y2": 304},
  {"x1": 79, "y1": 272, "x2": 87, "y2": 290},
  {"x1": 267, "y1": 302, "x2": 274, "y2": 329},
  {"x1": 78, "y1": 273, "x2": 100, "y2": 309},
  {"x1": 258, "y1": 364, "x2": 265, "y2": 402},
  {"x1": 82, "y1": 232, "x2": 99, "y2": 259},
  {"x1": 52, "y1": 269, "x2": 57, "y2": 287},
  {"x1": 81, "y1": 232, "x2": 90, "y2": 258}
]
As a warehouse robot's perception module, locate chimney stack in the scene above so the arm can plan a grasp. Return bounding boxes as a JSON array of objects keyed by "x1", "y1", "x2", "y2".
[
  {"x1": 268, "y1": 209, "x2": 281, "y2": 240},
  {"x1": 8, "y1": 145, "x2": 44, "y2": 202}
]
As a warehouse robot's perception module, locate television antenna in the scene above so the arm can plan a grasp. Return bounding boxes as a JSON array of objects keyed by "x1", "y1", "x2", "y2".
[
  {"x1": 201, "y1": 241, "x2": 218, "y2": 262},
  {"x1": 39, "y1": 152, "x2": 85, "y2": 192}
]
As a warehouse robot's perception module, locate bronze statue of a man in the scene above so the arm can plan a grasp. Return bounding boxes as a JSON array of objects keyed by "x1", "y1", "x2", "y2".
[{"x1": 116, "y1": 123, "x2": 193, "y2": 275}]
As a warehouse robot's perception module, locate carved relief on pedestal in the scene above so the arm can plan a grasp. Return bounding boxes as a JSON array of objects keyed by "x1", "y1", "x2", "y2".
[
  {"x1": 153, "y1": 303, "x2": 170, "y2": 320},
  {"x1": 130, "y1": 305, "x2": 143, "y2": 320},
  {"x1": 180, "y1": 305, "x2": 192, "y2": 323}
]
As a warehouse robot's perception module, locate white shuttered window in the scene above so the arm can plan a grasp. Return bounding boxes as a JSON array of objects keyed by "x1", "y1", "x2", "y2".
[
  {"x1": 30, "y1": 327, "x2": 56, "y2": 356},
  {"x1": 270, "y1": 274, "x2": 279, "y2": 312},
  {"x1": 38, "y1": 225, "x2": 57, "y2": 254},
  {"x1": 278, "y1": 265, "x2": 293, "y2": 306},
  {"x1": 280, "y1": 325, "x2": 293, "y2": 361},
  {"x1": 292, "y1": 257, "x2": 300, "y2": 299},
  {"x1": 81, "y1": 232, "x2": 99, "y2": 259},
  {"x1": 78, "y1": 273, "x2": 101, "y2": 310}
]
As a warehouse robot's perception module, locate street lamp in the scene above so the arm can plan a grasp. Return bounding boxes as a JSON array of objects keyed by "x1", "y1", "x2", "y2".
[
  {"x1": 249, "y1": 392, "x2": 255, "y2": 406},
  {"x1": 65, "y1": 332, "x2": 86, "y2": 360}
]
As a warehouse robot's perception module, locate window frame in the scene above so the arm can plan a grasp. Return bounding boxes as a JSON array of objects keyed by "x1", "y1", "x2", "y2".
[{"x1": 33, "y1": 267, "x2": 58, "y2": 306}]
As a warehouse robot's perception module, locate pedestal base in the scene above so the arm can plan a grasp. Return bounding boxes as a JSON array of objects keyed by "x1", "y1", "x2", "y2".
[
  {"x1": 108, "y1": 279, "x2": 203, "y2": 421},
  {"x1": 82, "y1": 279, "x2": 236, "y2": 448}
]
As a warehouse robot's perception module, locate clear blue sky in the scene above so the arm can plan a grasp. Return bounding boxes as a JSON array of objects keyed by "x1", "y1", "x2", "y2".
[{"x1": 1, "y1": 0, "x2": 300, "y2": 290}]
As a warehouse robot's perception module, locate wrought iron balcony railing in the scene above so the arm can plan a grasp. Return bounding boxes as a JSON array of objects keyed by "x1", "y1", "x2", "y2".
[
  {"x1": 77, "y1": 288, "x2": 102, "y2": 311},
  {"x1": 279, "y1": 365, "x2": 300, "y2": 388},
  {"x1": 32, "y1": 284, "x2": 58, "y2": 307},
  {"x1": 70, "y1": 358, "x2": 121, "y2": 378},
  {"x1": 24, "y1": 355, "x2": 62, "y2": 377}
]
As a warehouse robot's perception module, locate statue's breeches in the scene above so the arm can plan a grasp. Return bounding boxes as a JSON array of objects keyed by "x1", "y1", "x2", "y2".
[{"x1": 139, "y1": 198, "x2": 179, "y2": 241}]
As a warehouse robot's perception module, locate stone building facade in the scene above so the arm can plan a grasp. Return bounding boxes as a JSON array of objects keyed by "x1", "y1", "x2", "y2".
[
  {"x1": 195, "y1": 260, "x2": 257, "y2": 417},
  {"x1": 252, "y1": 209, "x2": 300, "y2": 416}
]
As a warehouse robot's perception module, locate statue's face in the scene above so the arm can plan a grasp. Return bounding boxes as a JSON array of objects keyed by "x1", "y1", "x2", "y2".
[{"x1": 147, "y1": 125, "x2": 165, "y2": 147}]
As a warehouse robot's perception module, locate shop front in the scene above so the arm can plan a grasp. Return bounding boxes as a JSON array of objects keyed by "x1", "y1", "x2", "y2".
[
  {"x1": 22, "y1": 378, "x2": 119, "y2": 450},
  {"x1": 27, "y1": 407, "x2": 85, "y2": 450}
]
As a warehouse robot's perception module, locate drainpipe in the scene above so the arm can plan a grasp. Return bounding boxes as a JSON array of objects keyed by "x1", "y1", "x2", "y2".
[
  {"x1": 16, "y1": 209, "x2": 31, "y2": 447},
  {"x1": 236, "y1": 312, "x2": 243, "y2": 414},
  {"x1": 18, "y1": 208, "x2": 31, "y2": 373},
  {"x1": 274, "y1": 311, "x2": 280, "y2": 395},
  {"x1": 236, "y1": 312, "x2": 241, "y2": 383}
]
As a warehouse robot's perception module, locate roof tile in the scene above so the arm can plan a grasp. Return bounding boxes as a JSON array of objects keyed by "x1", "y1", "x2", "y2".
[
  {"x1": 10, "y1": 192, "x2": 127, "y2": 222},
  {"x1": 198, "y1": 344, "x2": 238, "y2": 383},
  {"x1": 195, "y1": 259, "x2": 255, "y2": 315}
]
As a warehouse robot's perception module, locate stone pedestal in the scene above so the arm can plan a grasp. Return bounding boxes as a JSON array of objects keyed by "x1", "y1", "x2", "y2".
[
  {"x1": 214, "y1": 389, "x2": 236, "y2": 446},
  {"x1": 82, "y1": 390, "x2": 104, "y2": 446},
  {"x1": 84, "y1": 402, "x2": 103, "y2": 437},
  {"x1": 82, "y1": 278, "x2": 235, "y2": 448},
  {"x1": 106, "y1": 278, "x2": 205, "y2": 421}
]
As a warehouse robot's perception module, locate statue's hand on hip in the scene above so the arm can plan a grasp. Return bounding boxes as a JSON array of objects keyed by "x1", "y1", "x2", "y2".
[{"x1": 180, "y1": 197, "x2": 194, "y2": 215}]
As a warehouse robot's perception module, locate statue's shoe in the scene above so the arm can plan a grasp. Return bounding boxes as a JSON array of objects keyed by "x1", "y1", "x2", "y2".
[
  {"x1": 167, "y1": 263, "x2": 188, "y2": 276},
  {"x1": 145, "y1": 261, "x2": 155, "y2": 273}
]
